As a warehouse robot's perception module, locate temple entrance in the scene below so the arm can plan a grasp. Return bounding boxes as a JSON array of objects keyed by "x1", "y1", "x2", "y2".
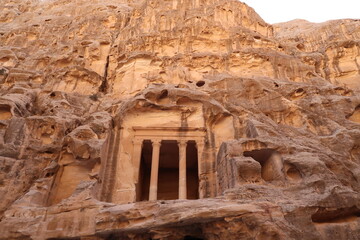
[{"x1": 135, "y1": 135, "x2": 200, "y2": 202}]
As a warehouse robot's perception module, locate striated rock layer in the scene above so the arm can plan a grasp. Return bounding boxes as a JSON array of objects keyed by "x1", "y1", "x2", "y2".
[{"x1": 0, "y1": 0, "x2": 359, "y2": 239}]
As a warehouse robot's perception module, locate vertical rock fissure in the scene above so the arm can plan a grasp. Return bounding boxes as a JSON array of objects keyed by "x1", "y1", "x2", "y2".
[
  {"x1": 98, "y1": 13, "x2": 132, "y2": 95},
  {"x1": 99, "y1": 54, "x2": 110, "y2": 94}
]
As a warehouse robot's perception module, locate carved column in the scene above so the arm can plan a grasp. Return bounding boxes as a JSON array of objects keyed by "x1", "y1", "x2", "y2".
[
  {"x1": 132, "y1": 138, "x2": 144, "y2": 181},
  {"x1": 178, "y1": 140, "x2": 187, "y2": 199},
  {"x1": 196, "y1": 140, "x2": 205, "y2": 199},
  {"x1": 149, "y1": 139, "x2": 161, "y2": 201},
  {"x1": 132, "y1": 138, "x2": 143, "y2": 201}
]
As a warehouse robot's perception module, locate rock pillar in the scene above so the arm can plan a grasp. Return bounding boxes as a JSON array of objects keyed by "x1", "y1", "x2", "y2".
[
  {"x1": 149, "y1": 139, "x2": 161, "y2": 201},
  {"x1": 132, "y1": 139, "x2": 143, "y2": 183},
  {"x1": 178, "y1": 140, "x2": 187, "y2": 199},
  {"x1": 132, "y1": 138, "x2": 143, "y2": 201},
  {"x1": 196, "y1": 140, "x2": 205, "y2": 199}
]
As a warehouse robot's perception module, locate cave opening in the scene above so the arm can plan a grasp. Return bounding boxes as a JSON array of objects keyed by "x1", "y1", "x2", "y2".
[
  {"x1": 243, "y1": 149, "x2": 275, "y2": 165},
  {"x1": 243, "y1": 148, "x2": 280, "y2": 181}
]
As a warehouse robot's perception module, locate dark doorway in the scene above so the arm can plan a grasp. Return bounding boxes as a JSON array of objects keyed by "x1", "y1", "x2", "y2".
[
  {"x1": 186, "y1": 141, "x2": 199, "y2": 199},
  {"x1": 158, "y1": 140, "x2": 180, "y2": 200},
  {"x1": 137, "y1": 140, "x2": 152, "y2": 201}
]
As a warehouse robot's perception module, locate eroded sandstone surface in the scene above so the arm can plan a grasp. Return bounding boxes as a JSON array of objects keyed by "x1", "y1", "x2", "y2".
[{"x1": 0, "y1": 0, "x2": 360, "y2": 239}]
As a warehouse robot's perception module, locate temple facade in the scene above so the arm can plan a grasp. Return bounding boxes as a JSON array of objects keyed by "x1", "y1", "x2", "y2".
[{"x1": 96, "y1": 88, "x2": 236, "y2": 204}]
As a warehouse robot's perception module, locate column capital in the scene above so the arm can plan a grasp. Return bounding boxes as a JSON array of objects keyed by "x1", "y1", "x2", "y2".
[
  {"x1": 132, "y1": 138, "x2": 143, "y2": 145},
  {"x1": 151, "y1": 139, "x2": 162, "y2": 146},
  {"x1": 195, "y1": 140, "x2": 205, "y2": 147},
  {"x1": 177, "y1": 139, "x2": 188, "y2": 147}
]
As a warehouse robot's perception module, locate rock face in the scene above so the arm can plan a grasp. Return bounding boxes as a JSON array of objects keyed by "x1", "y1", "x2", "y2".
[{"x1": 0, "y1": 0, "x2": 360, "y2": 239}]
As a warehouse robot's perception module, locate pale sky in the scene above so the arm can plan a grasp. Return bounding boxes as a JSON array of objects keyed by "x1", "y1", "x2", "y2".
[{"x1": 241, "y1": 0, "x2": 360, "y2": 24}]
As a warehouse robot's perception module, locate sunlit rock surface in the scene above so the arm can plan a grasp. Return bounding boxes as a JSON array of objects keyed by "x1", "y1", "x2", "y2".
[{"x1": 0, "y1": 0, "x2": 359, "y2": 240}]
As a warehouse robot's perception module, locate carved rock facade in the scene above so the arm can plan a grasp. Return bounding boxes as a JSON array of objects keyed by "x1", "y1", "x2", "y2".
[{"x1": 0, "y1": 0, "x2": 360, "y2": 240}]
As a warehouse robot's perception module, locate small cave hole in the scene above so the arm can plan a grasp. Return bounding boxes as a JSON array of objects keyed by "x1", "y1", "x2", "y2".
[
  {"x1": 0, "y1": 104, "x2": 12, "y2": 120},
  {"x1": 254, "y1": 36, "x2": 261, "y2": 40},
  {"x1": 293, "y1": 88, "x2": 306, "y2": 98},
  {"x1": 295, "y1": 88, "x2": 305, "y2": 94},
  {"x1": 285, "y1": 164, "x2": 302, "y2": 181},
  {"x1": 45, "y1": 172, "x2": 54, "y2": 178},
  {"x1": 296, "y1": 43, "x2": 305, "y2": 50},
  {"x1": 274, "y1": 82, "x2": 279, "y2": 88},
  {"x1": 158, "y1": 89, "x2": 168, "y2": 99},
  {"x1": 50, "y1": 92, "x2": 56, "y2": 98},
  {"x1": 196, "y1": 81, "x2": 205, "y2": 87}
]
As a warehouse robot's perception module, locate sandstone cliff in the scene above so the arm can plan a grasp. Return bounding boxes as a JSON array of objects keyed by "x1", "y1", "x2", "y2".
[{"x1": 0, "y1": 0, "x2": 359, "y2": 240}]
